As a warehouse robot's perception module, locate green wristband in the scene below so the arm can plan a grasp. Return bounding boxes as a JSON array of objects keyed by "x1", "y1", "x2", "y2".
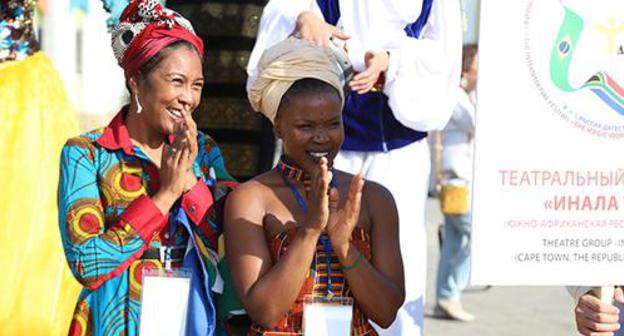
[{"x1": 342, "y1": 251, "x2": 364, "y2": 272}]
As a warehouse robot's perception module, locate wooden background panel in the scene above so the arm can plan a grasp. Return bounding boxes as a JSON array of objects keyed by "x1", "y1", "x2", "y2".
[
  {"x1": 172, "y1": 3, "x2": 263, "y2": 39},
  {"x1": 203, "y1": 50, "x2": 250, "y2": 84},
  {"x1": 218, "y1": 143, "x2": 259, "y2": 179},
  {"x1": 169, "y1": 0, "x2": 274, "y2": 182},
  {"x1": 194, "y1": 97, "x2": 260, "y2": 131}
]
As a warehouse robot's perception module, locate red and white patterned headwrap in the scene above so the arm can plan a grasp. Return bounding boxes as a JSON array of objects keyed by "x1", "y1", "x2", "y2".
[{"x1": 111, "y1": 0, "x2": 204, "y2": 79}]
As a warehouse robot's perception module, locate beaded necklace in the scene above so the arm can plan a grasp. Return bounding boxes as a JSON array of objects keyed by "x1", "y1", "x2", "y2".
[
  {"x1": 275, "y1": 159, "x2": 311, "y2": 191},
  {"x1": 275, "y1": 158, "x2": 338, "y2": 298}
]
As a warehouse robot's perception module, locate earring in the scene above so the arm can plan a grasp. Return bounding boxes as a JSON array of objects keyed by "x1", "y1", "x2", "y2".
[{"x1": 135, "y1": 94, "x2": 143, "y2": 114}]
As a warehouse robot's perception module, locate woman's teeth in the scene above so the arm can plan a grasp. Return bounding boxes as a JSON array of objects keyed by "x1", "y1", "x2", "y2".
[
  {"x1": 166, "y1": 108, "x2": 183, "y2": 119},
  {"x1": 309, "y1": 152, "x2": 329, "y2": 158}
]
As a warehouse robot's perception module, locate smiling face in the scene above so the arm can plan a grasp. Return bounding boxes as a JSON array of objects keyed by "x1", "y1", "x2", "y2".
[
  {"x1": 129, "y1": 43, "x2": 204, "y2": 136},
  {"x1": 275, "y1": 79, "x2": 344, "y2": 174}
]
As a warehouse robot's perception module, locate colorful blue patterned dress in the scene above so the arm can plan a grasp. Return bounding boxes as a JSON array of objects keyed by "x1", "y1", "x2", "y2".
[{"x1": 58, "y1": 108, "x2": 236, "y2": 335}]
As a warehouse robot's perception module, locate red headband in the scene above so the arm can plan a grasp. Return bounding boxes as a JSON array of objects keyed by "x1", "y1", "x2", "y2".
[
  {"x1": 121, "y1": 25, "x2": 204, "y2": 78},
  {"x1": 116, "y1": 0, "x2": 204, "y2": 79}
]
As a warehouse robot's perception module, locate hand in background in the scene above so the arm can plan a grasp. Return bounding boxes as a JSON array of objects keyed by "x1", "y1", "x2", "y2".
[
  {"x1": 295, "y1": 11, "x2": 349, "y2": 47},
  {"x1": 575, "y1": 287, "x2": 624, "y2": 336},
  {"x1": 350, "y1": 51, "x2": 389, "y2": 94}
]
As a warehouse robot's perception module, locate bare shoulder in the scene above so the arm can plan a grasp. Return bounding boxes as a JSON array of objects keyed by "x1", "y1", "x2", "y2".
[
  {"x1": 333, "y1": 170, "x2": 396, "y2": 210},
  {"x1": 231, "y1": 178, "x2": 263, "y2": 195},
  {"x1": 358, "y1": 179, "x2": 399, "y2": 234},
  {"x1": 230, "y1": 178, "x2": 265, "y2": 203},
  {"x1": 361, "y1": 180, "x2": 396, "y2": 209},
  {"x1": 227, "y1": 170, "x2": 280, "y2": 209}
]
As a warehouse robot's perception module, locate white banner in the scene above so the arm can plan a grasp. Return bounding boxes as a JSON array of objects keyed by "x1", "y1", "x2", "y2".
[{"x1": 472, "y1": 0, "x2": 624, "y2": 285}]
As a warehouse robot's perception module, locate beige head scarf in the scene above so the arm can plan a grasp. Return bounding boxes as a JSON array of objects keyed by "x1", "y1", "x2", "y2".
[{"x1": 248, "y1": 37, "x2": 346, "y2": 123}]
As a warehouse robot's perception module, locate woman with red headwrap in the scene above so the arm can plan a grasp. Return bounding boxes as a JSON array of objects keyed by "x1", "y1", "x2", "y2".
[{"x1": 57, "y1": 0, "x2": 236, "y2": 334}]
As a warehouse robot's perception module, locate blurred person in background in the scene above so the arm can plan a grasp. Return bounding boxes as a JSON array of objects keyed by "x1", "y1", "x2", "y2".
[{"x1": 433, "y1": 44, "x2": 477, "y2": 322}]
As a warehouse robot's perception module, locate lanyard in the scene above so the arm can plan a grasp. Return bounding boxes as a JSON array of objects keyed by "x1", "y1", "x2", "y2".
[
  {"x1": 163, "y1": 166, "x2": 216, "y2": 271},
  {"x1": 279, "y1": 170, "x2": 336, "y2": 298},
  {"x1": 160, "y1": 209, "x2": 179, "y2": 271}
]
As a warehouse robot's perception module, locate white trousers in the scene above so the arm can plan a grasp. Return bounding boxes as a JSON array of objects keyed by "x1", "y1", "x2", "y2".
[{"x1": 334, "y1": 140, "x2": 430, "y2": 336}]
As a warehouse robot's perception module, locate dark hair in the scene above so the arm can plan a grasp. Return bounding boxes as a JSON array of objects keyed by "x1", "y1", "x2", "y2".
[
  {"x1": 462, "y1": 44, "x2": 478, "y2": 74},
  {"x1": 277, "y1": 78, "x2": 342, "y2": 114}
]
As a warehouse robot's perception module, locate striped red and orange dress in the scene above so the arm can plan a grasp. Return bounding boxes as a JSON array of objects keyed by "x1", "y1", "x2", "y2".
[{"x1": 249, "y1": 227, "x2": 378, "y2": 335}]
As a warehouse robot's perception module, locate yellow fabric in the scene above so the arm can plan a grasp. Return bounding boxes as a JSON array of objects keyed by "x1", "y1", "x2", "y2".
[
  {"x1": 0, "y1": 52, "x2": 81, "y2": 335},
  {"x1": 248, "y1": 37, "x2": 345, "y2": 123},
  {"x1": 439, "y1": 184, "x2": 470, "y2": 215}
]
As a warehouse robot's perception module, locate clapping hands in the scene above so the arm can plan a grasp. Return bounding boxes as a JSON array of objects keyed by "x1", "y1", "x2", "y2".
[
  {"x1": 159, "y1": 111, "x2": 199, "y2": 199},
  {"x1": 326, "y1": 174, "x2": 364, "y2": 257}
]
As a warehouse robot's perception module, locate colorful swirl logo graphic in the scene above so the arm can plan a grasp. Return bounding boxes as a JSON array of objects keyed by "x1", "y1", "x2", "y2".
[
  {"x1": 550, "y1": 6, "x2": 624, "y2": 116},
  {"x1": 524, "y1": 0, "x2": 624, "y2": 138}
]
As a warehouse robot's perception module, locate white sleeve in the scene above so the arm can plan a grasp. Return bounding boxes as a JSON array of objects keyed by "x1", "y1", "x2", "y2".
[
  {"x1": 246, "y1": 0, "x2": 319, "y2": 91},
  {"x1": 450, "y1": 89, "x2": 476, "y2": 135},
  {"x1": 566, "y1": 286, "x2": 593, "y2": 303},
  {"x1": 382, "y1": 0, "x2": 463, "y2": 132},
  {"x1": 380, "y1": 0, "x2": 423, "y2": 26}
]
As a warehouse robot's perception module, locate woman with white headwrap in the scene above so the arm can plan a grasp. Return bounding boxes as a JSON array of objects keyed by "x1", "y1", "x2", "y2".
[
  {"x1": 247, "y1": 2, "x2": 462, "y2": 334},
  {"x1": 225, "y1": 37, "x2": 405, "y2": 335}
]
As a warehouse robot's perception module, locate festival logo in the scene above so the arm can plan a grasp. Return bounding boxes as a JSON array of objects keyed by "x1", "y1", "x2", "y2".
[{"x1": 524, "y1": 0, "x2": 624, "y2": 138}]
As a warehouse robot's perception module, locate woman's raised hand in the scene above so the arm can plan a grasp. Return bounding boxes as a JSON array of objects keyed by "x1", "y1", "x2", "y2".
[
  {"x1": 327, "y1": 174, "x2": 364, "y2": 257},
  {"x1": 305, "y1": 157, "x2": 333, "y2": 233},
  {"x1": 178, "y1": 111, "x2": 199, "y2": 191},
  {"x1": 154, "y1": 113, "x2": 199, "y2": 213},
  {"x1": 295, "y1": 11, "x2": 349, "y2": 47}
]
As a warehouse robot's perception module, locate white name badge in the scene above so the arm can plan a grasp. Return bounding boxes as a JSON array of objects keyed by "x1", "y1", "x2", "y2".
[
  {"x1": 303, "y1": 296, "x2": 353, "y2": 336},
  {"x1": 139, "y1": 268, "x2": 192, "y2": 336}
]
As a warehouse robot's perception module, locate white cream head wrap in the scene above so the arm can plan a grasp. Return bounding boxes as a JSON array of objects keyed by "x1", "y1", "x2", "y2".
[{"x1": 248, "y1": 37, "x2": 351, "y2": 123}]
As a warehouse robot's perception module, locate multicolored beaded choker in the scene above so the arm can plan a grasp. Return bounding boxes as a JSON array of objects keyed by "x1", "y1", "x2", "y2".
[{"x1": 275, "y1": 159, "x2": 311, "y2": 191}]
